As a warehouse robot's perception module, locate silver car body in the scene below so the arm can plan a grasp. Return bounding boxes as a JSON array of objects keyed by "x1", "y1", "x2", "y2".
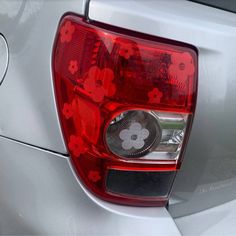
[{"x1": 1, "y1": 0, "x2": 236, "y2": 235}]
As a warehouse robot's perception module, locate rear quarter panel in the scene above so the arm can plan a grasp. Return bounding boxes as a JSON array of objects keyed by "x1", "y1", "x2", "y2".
[
  {"x1": 1, "y1": 0, "x2": 236, "y2": 233},
  {"x1": 0, "y1": 1, "x2": 180, "y2": 235},
  {"x1": 88, "y1": 0, "x2": 236, "y2": 217}
]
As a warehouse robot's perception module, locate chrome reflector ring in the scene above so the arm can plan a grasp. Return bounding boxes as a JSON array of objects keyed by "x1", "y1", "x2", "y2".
[{"x1": 106, "y1": 110, "x2": 162, "y2": 158}]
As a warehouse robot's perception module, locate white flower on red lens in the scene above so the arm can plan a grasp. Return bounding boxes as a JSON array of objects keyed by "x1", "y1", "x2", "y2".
[{"x1": 119, "y1": 122, "x2": 149, "y2": 150}]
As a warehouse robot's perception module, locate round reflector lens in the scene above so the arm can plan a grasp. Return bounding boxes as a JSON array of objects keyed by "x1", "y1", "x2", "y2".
[{"x1": 106, "y1": 110, "x2": 162, "y2": 158}]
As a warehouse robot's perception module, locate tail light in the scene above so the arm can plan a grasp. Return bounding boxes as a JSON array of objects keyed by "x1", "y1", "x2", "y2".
[{"x1": 52, "y1": 15, "x2": 197, "y2": 206}]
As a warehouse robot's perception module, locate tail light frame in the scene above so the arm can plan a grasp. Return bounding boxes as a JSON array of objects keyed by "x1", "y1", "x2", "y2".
[{"x1": 52, "y1": 14, "x2": 198, "y2": 206}]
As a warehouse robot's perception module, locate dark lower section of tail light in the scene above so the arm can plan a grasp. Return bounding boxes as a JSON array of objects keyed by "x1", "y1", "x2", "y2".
[
  {"x1": 106, "y1": 170, "x2": 176, "y2": 198},
  {"x1": 52, "y1": 14, "x2": 197, "y2": 206}
]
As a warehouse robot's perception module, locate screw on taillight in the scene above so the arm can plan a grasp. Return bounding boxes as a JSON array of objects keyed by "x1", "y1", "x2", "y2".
[{"x1": 52, "y1": 15, "x2": 197, "y2": 206}]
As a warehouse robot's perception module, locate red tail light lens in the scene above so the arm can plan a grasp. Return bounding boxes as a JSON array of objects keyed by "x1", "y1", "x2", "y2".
[{"x1": 53, "y1": 15, "x2": 197, "y2": 206}]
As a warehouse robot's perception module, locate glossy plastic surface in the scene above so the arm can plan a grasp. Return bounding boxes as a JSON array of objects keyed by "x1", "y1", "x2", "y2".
[{"x1": 53, "y1": 15, "x2": 197, "y2": 206}]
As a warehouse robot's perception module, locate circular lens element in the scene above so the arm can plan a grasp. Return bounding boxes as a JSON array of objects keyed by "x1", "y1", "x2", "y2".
[{"x1": 106, "y1": 110, "x2": 162, "y2": 158}]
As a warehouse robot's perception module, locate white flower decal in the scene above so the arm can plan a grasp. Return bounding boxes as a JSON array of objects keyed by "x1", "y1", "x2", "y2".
[{"x1": 119, "y1": 122, "x2": 149, "y2": 150}]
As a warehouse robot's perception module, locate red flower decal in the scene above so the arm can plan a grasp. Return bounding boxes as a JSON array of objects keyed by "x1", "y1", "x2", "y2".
[
  {"x1": 68, "y1": 60, "x2": 78, "y2": 75},
  {"x1": 62, "y1": 103, "x2": 73, "y2": 119},
  {"x1": 148, "y1": 88, "x2": 163, "y2": 103},
  {"x1": 68, "y1": 135, "x2": 86, "y2": 157},
  {"x1": 168, "y1": 52, "x2": 195, "y2": 82},
  {"x1": 84, "y1": 66, "x2": 116, "y2": 102},
  {"x1": 119, "y1": 43, "x2": 133, "y2": 59},
  {"x1": 88, "y1": 170, "x2": 101, "y2": 182},
  {"x1": 60, "y1": 21, "x2": 75, "y2": 43}
]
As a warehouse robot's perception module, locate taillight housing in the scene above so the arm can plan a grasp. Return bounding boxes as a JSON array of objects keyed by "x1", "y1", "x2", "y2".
[{"x1": 53, "y1": 14, "x2": 197, "y2": 206}]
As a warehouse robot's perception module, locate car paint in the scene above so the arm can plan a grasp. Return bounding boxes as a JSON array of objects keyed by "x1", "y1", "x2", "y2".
[
  {"x1": 1, "y1": 0, "x2": 236, "y2": 235},
  {"x1": 89, "y1": 0, "x2": 236, "y2": 218},
  {"x1": 0, "y1": 0, "x2": 82, "y2": 153},
  {"x1": 0, "y1": 136, "x2": 180, "y2": 235},
  {"x1": 0, "y1": 0, "x2": 180, "y2": 235},
  {"x1": 175, "y1": 197, "x2": 236, "y2": 235}
]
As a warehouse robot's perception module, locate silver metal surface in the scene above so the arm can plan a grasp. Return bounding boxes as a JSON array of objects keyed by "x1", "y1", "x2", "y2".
[
  {"x1": 0, "y1": 0, "x2": 88, "y2": 154},
  {"x1": 1, "y1": 0, "x2": 236, "y2": 234},
  {"x1": 0, "y1": 136, "x2": 180, "y2": 235},
  {"x1": 89, "y1": 0, "x2": 236, "y2": 217},
  {"x1": 175, "y1": 198, "x2": 236, "y2": 235}
]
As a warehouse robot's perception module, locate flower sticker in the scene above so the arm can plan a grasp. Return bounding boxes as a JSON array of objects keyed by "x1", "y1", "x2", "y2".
[
  {"x1": 68, "y1": 60, "x2": 78, "y2": 75},
  {"x1": 84, "y1": 66, "x2": 116, "y2": 102},
  {"x1": 119, "y1": 122, "x2": 149, "y2": 150},
  {"x1": 88, "y1": 170, "x2": 101, "y2": 182},
  {"x1": 148, "y1": 88, "x2": 163, "y2": 103},
  {"x1": 60, "y1": 21, "x2": 75, "y2": 43},
  {"x1": 119, "y1": 43, "x2": 133, "y2": 59},
  {"x1": 68, "y1": 135, "x2": 86, "y2": 157},
  {"x1": 168, "y1": 52, "x2": 195, "y2": 82},
  {"x1": 62, "y1": 103, "x2": 73, "y2": 119}
]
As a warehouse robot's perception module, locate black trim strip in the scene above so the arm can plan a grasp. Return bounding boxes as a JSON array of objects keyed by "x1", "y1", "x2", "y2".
[
  {"x1": 189, "y1": 0, "x2": 236, "y2": 14},
  {"x1": 0, "y1": 134, "x2": 68, "y2": 157}
]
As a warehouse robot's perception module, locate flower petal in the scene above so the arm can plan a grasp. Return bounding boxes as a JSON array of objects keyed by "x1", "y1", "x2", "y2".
[
  {"x1": 88, "y1": 66, "x2": 101, "y2": 81},
  {"x1": 68, "y1": 60, "x2": 78, "y2": 74},
  {"x1": 60, "y1": 21, "x2": 75, "y2": 43},
  {"x1": 91, "y1": 87, "x2": 105, "y2": 102},
  {"x1": 133, "y1": 139, "x2": 145, "y2": 149},
  {"x1": 105, "y1": 83, "x2": 116, "y2": 97},
  {"x1": 62, "y1": 103, "x2": 73, "y2": 119},
  {"x1": 88, "y1": 170, "x2": 101, "y2": 182},
  {"x1": 84, "y1": 78, "x2": 96, "y2": 93},
  {"x1": 170, "y1": 53, "x2": 181, "y2": 65},
  {"x1": 129, "y1": 122, "x2": 142, "y2": 132},
  {"x1": 101, "y1": 68, "x2": 114, "y2": 83},
  {"x1": 140, "y1": 128, "x2": 149, "y2": 139},
  {"x1": 121, "y1": 140, "x2": 133, "y2": 150},
  {"x1": 119, "y1": 129, "x2": 130, "y2": 140},
  {"x1": 182, "y1": 52, "x2": 193, "y2": 63},
  {"x1": 68, "y1": 135, "x2": 83, "y2": 157},
  {"x1": 148, "y1": 88, "x2": 163, "y2": 103},
  {"x1": 186, "y1": 63, "x2": 195, "y2": 76}
]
